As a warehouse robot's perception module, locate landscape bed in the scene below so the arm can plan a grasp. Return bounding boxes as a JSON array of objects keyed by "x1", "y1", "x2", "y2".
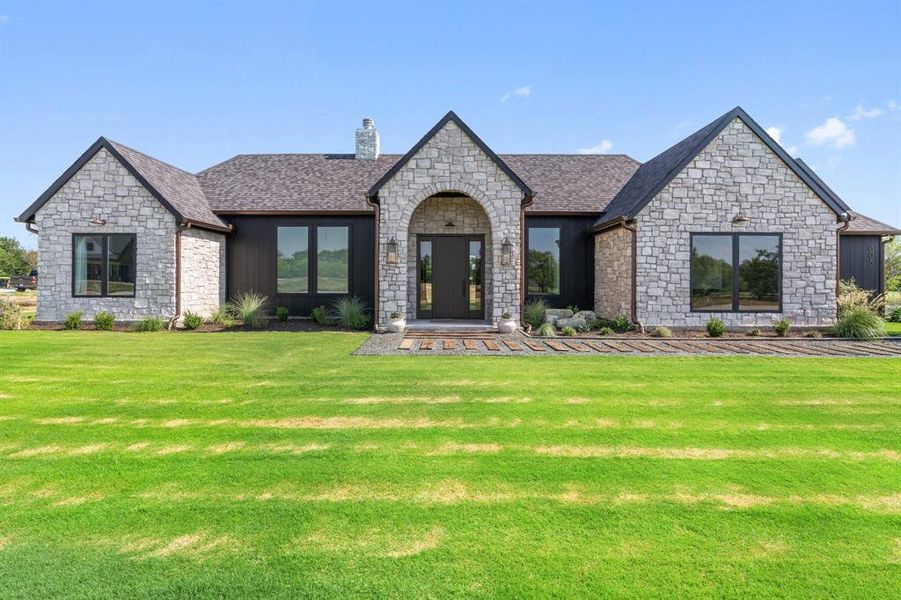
[{"x1": 0, "y1": 331, "x2": 899, "y2": 597}]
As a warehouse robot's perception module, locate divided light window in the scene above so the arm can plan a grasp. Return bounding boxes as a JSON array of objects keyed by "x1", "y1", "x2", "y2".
[
  {"x1": 72, "y1": 233, "x2": 136, "y2": 297},
  {"x1": 690, "y1": 233, "x2": 782, "y2": 312},
  {"x1": 527, "y1": 227, "x2": 560, "y2": 296},
  {"x1": 277, "y1": 226, "x2": 349, "y2": 295}
]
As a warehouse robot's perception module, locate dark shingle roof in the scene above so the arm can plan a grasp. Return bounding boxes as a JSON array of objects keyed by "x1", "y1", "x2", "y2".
[
  {"x1": 590, "y1": 106, "x2": 850, "y2": 232},
  {"x1": 197, "y1": 153, "x2": 640, "y2": 214},
  {"x1": 844, "y1": 212, "x2": 901, "y2": 235}
]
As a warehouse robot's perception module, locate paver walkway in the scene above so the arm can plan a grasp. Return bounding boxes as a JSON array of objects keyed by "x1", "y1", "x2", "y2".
[{"x1": 356, "y1": 332, "x2": 901, "y2": 357}]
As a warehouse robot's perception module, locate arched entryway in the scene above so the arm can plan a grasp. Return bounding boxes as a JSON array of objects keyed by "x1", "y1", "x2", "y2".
[{"x1": 406, "y1": 193, "x2": 492, "y2": 321}]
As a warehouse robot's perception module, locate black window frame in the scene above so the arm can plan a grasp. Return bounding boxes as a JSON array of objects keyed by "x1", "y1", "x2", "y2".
[
  {"x1": 71, "y1": 233, "x2": 137, "y2": 298},
  {"x1": 689, "y1": 232, "x2": 783, "y2": 313},
  {"x1": 275, "y1": 224, "x2": 352, "y2": 297},
  {"x1": 525, "y1": 226, "x2": 562, "y2": 299}
]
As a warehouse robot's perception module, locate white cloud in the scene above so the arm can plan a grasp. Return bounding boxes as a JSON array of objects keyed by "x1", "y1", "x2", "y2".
[
  {"x1": 786, "y1": 145, "x2": 799, "y2": 156},
  {"x1": 577, "y1": 140, "x2": 614, "y2": 154},
  {"x1": 499, "y1": 85, "x2": 531, "y2": 102},
  {"x1": 805, "y1": 117, "x2": 855, "y2": 149},
  {"x1": 765, "y1": 127, "x2": 782, "y2": 143},
  {"x1": 848, "y1": 104, "x2": 883, "y2": 121}
]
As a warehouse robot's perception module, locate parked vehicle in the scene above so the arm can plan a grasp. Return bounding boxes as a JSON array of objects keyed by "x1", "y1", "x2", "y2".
[{"x1": 9, "y1": 270, "x2": 37, "y2": 291}]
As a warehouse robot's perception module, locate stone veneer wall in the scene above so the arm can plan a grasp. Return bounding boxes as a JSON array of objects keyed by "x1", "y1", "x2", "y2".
[
  {"x1": 594, "y1": 226, "x2": 632, "y2": 320},
  {"x1": 377, "y1": 120, "x2": 524, "y2": 326},
  {"x1": 179, "y1": 227, "x2": 226, "y2": 318},
  {"x1": 34, "y1": 148, "x2": 177, "y2": 321},
  {"x1": 635, "y1": 118, "x2": 838, "y2": 327},
  {"x1": 406, "y1": 196, "x2": 492, "y2": 319}
]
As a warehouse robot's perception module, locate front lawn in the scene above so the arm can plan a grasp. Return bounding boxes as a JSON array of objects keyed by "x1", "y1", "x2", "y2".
[{"x1": 1, "y1": 332, "x2": 899, "y2": 597}]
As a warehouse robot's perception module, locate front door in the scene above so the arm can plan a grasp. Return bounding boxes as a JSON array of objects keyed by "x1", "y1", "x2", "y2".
[{"x1": 417, "y1": 235, "x2": 484, "y2": 320}]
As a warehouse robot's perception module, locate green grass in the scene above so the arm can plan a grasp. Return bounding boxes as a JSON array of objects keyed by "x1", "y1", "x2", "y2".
[
  {"x1": 885, "y1": 321, "x2": 901, "y2": 335},
  {"x1": 1, "y1": 331, "x2": 899, "y2": 598}
]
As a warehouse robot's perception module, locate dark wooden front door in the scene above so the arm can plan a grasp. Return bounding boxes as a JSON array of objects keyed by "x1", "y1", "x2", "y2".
[
  {"x1": 432, "y1": 236, "x2": 469, "y2": 319},
  {"x1": 417, "y1": 235, "x2": 484, "y2": 320}
]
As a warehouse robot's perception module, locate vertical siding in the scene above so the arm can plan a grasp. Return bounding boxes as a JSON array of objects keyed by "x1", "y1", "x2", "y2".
[{"x1": 839, "y1": 235, "x2": 884, "y2": 294}]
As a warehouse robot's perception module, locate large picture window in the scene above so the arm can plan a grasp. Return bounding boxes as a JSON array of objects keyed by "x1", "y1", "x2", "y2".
[
  {"x1": 276, "y1": 225, "x2": 350, "y2": 295},
  {"x1": 72, "y1": 233, "x2": 136, "y2": 297},
  {"x1": 527, "y1": 227, "x2": 560, "y2": 296},
  {"x1": 691, "y1": 233, "x2": 782, "y2": 312}
]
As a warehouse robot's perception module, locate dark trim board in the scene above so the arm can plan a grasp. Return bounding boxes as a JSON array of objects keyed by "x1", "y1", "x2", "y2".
[
  {"x1": 524, "y1": 216, "x2": 596, "y2": 312},
  {"x1": 226, "y1": 215, "x2": 375, "y2": 316}
]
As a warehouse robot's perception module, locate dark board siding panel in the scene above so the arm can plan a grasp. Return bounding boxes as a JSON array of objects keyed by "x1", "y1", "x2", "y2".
[
  {"x1": 839, "y1": 235, "x2": 884, "y2": 295},
  {"x1": 225, "y1": 215, "x2": 375, "y2": 316},
  {"x1": 524, "y1": 216, "x2": 597, "y2": 311}
]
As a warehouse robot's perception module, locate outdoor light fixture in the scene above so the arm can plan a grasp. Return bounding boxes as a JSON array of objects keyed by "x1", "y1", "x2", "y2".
[
  {"x1": 732, "y1": 213, "x2": 750, "y2": 224},
  {"x1": 501, "y1": 238, "x2": 513, "y2": 266},
  {"x1": 90, "y1": 218, "x2": 107, "y2": 226},
  {"x1": 444, "y1": 220, "x2": 455, "y2": 228},
  {"x1": 386, "y1": 237, "x2": 398, "y2": 264}
]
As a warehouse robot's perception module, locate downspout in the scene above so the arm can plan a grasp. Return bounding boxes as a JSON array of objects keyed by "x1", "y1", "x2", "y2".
[
  {"x1": 519, "y1": 193, "x2": 534, "y2": 320},
  {"x1": 621, "y1": 220, "x2": 644, "y2": 333},
  {"x1": 169, "y1": 223, "x2": 190, "y2": 330},
  {"x1": 25, "y1": 221, "x2": 39, "y2": 235},
  {"x1": 366, "y1": 194, "x2": 381, "y2": 331},
  {"x1": 835, "y1": 213, "x2": 852, "y2": 318}
]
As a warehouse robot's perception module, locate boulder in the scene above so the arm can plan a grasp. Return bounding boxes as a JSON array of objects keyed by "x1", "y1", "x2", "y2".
[
  {"x1": 544, "y1": 315, "x2": 559, "y2": 326},
  {"x1": 556, "y1": 317, "x2": 587, "y2": 331},
  {"x1": 545, "y1": 308, "x2": 573, "y2": 319},
  {"x1": 573, "y1": 310, "x2": 596, "y2": 324}
]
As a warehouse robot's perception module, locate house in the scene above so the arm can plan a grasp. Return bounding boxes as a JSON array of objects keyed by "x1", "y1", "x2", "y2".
[{"x1": 16, "y1": 107, "x2": 900, "y2": 329}]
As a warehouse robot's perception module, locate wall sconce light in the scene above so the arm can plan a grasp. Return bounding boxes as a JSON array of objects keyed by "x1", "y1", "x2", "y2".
[
  {"x1": 386, "y1": 237, "x2": 398, "y2": 265},
  {"x1": 90, "y1": 218, "x2": 107, "y2": 226},
  {"x1": 501, "y1": 238, "x2": 513, "y2": 267},
  {"x1": 731, "y1": 213, "x2": 750, "y2": 224},
  {"x1": 444, "y1": 220, "x2": 455, "y2": 228}
]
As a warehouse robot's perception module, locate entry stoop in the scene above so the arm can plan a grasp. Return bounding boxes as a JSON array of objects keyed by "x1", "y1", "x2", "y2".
[{"x1": 404, "y1": 320, "x2": 496, "y2": 334}]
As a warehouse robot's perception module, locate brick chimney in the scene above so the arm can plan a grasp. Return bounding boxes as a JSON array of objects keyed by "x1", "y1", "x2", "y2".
[{"x1": 355, "y1": 118, "x2": 380, "y2": 160}]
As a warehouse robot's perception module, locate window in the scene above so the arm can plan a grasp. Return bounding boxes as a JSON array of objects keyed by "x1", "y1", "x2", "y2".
[
  {"x1": 316, "y1": 227, "x2": 349, "y2": 294},
  {"x1": 691, "y1": 233, "x2": 781, "y2": 312},
  {"x1": 418, "y1": 239, "x2": 432, "y2": 314},
  {"x1": 468, "y1": 239, "x2": 483, "y2": 313},
  {"x1": 527, "y1": 227, "x2": 560, "y2": 295},
  {"x1": 276, "y1": 225, "x2": 350, "y2": 295},
  {"x1": 277, "y1": 227, "x2": 309, "y2": 293},
  {"x1": 73, "y1": 233, "x2": 136, "y2": 297}
]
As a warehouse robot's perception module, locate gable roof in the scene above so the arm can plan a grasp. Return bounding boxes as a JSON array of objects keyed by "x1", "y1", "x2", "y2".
[
  {"x1": 367, "y1": 111, "x2": 534, "y2": 204},
  {"x1": 16, "y1": 137, "x2": 230, "y2": 232},
  {"x1": 589, "y1": 106, "x2": 851, "y2": 232},
  {"x1": 844, "y1": 212, "x2": 901, "y2": 236}
]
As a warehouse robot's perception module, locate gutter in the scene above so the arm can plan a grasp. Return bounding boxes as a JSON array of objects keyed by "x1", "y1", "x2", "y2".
[
  {"x1": 168, "y1": 222, "x2": 190, "y2": 330},
  {"x1": 621, "y1": 220, "x2": 644, "y2": 333},
  {"x1": 835, "y1": 212, "x2": 852, "y2": 318},
  {"x1": 25, "y1": 221, "x2": 39, "y2": 235}
]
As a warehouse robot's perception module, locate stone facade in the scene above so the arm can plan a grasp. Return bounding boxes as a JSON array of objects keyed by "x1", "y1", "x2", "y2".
[
  {"x1": 34, "y1": 148, "x2": 178, "y2": 322},
  {"x1": 594, "y1": 226, "x2": 632, "y2": 320},
  {"x1": 376, "y1": 120, "x2": 524, "y2": 326},
  {"x1": 180, "y1": 227, "x2": 226, "y2": 318},
  {"x1": 634, "y1": 118, "x2": 838, "y2": 327},
  {"x1": 406, "y1": 196, "x2": 493, "y2": 319}
]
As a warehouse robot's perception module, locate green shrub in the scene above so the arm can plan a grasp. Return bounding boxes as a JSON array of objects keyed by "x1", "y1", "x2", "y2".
[
  {"x1": 567, "y1": 304, "x2": 580, "y2": 314},
  {"x1": 64, "y1": 310, "x2": 83, "y2": 330},
  {"x1": 275, "y1": 306, "x2": 290, "y2": 322},
  {"x1": 590, "y1": 318, "x2": 613, "y2": 330},
  {"x1": 706, "y1": 318, "x2": 725, "y2": 338},
  {"x1": 93, "y1": 311, "x2": 115, "y2": 331},
  {"x1": 311, "y1": 305, "x2": 328, "y2": 325},
  {"x1": 522, "y1": 299, "x2": 548, "y2": 329},
  {"x1": 182, "y1": 311, "x2": 204, "y2": 330},
  {"x1": 596, "y1": 326, "x2": 614, "y2": 336},
  {"x1": 833, "y1": 305, "x2": 885, "y2": 340},
  {"x1": 748, "y1": 328, "x2": 761, "y2": 337},
  {"x1": 652, "y1": 326, "x2": 672, "y2": 338},
  {"x1": 562, "y1": 326, "x2": 577, "y2": 336},
  {"x1": 0, "y1": 298, "x2": 25, "y2": 330},
  {"x1": 134, "y1": 317, "x2": 164, "y2": 332},
  {"x1": 804, "y1": 329, "x2": 823, "y2": 338},
  {"x1": 772, "y1": 319, "x2": 791, "y2": 337},
  {"x1": 210, "y1": 305, "x2": 235, "y2": 327},
  {"x1": 536, "y1": 322, "x2": 556, "y2": 337},
  {"x1": 334, "y1": 296, "x2": 370, "y2": 330},
  {"x1": 889, "y1": 307, "x2": 901, "y2": 323},
  {"x1": 612, "y1": 315, "x2": 631, "y2": 333},
  {"x1": 232, "y1": 291, "x2": 268, "y2": 325}
]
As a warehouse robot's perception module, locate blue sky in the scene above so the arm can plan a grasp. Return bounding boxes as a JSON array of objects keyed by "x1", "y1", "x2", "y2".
[{"x1": 1, "y1": 0, "x2": 899, "y2": 248}]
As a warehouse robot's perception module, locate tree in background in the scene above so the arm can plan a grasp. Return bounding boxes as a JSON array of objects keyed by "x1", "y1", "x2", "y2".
[
  {"x1": 0, "y1": 237, "x2": 31, "y2": 277},
  {"x1": 884, "y1": 237, "x2": 900, "y2": 292}
]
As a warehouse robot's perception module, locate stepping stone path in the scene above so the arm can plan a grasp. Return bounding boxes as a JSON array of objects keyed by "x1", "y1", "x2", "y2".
[{"x1": 387, "y1": 333, "x2": 901, "y2": 357}]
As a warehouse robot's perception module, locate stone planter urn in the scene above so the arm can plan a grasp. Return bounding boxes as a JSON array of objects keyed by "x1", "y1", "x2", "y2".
[
  {"x1": 386, "y1": 313, "x2": 406, "y2": 334},
  {"x1": 497, "y1": 313, "x2": 517, "y2": 334}
]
